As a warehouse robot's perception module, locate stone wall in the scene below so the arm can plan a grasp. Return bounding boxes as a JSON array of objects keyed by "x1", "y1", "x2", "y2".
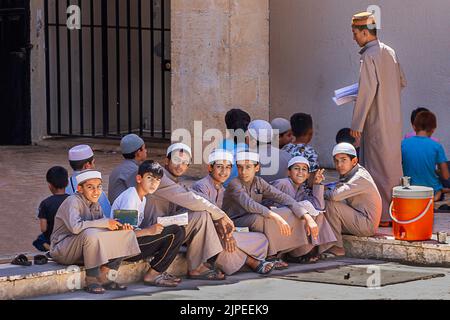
[{"x1": 171, "y1": 0, "x2": 270, "y2": 149}]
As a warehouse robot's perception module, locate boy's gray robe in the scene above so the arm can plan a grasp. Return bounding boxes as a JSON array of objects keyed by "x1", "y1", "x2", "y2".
[
  {"x1": 223, "y1": 176, "x2": 333, "y2": 257},
  {"x1": 192, "y1": 175, "x2": 269, "y2": 275},
  {"x1": 352, "y1": 40, "x2": 407, "y2": 221},
  {"x1": 268, "y1": 178, "x2": 337, "y2": 255},
  {"x1": 324, "y1": 164, "x2": 382, "y2": 247},
  {"x1": 142, "y1": 168, "x2": 225, "y2": 271},
  {"x1": 108, "y1": 159, "x2": 139, "y2": 205},
  {"x1": 50, "y1": 194, "x2": 140, "y2": 270}
]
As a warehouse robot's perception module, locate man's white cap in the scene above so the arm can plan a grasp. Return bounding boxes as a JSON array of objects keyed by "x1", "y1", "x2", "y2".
[
  {"x1": 332, "y1": 143, "x2": 357, "y2": 158},
  {"x1": 236, "y1": 151, "x2": 260, "y2": 163},
  {"x1": 288, "y1": 156, "x2": 310, "y2": 169},
  {"x1": 76, "y1": 170, "x2": 102, "y2": 186},
  {"x1": 208, "y1": 149, "x2": 234, "y2": 164},
  {"x1": 248, "y1": 120, "x2": 274, "y2": 144},
  {"x1": 271, "y1": 118, "x2": 291, "y2": 135},
  {"x1": 69, "y1": 145, "x2": 94, "y2": 161},
  {"x1": 167, "y1": 143, "x2": 192, "y2": 157}
]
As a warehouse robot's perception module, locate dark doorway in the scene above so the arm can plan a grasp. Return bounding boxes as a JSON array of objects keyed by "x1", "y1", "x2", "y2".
[{"x1": 0, "y1": 0, "x2": 31, "y2": 145}]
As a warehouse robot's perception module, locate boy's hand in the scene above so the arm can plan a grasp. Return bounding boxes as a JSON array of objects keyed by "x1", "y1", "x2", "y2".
[
  {"x1": 146, "y1": 224, "x2": 164, "y2": 236},
  {"x1": 107, "y1": 219, "x2": 123, "y2": 231},
  {"x1": 268, "y1": 211, "x2": 292, "y2": 237},
  {"x1": 122, "y1": 223, "x2": 134, "y2": 231},
  {"x1": 304, "y1": 214, "x2": 319, "y2": 240},
  {"x1": 223, "y1": 235, "x2": 237, "y2": 253},
  {"x1": 350, "y1": 130, "x2": 362, "y2": 139},
  {"x1": 314, "y1": 169, "x2": 325, "y2": 185},
  {"x1": 216, "y1": 216, "x2": 235, "y2": 239}
]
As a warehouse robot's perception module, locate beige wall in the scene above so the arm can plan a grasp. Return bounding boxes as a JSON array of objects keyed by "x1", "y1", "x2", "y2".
[
  {"x1": 270, "y1": 0, "x2": 450, "y2": 168},
  {"x1": 171, "y1": 0, "x2": 270, "y2": 147}
]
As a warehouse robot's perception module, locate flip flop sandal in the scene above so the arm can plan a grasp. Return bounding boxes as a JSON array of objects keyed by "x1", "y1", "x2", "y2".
[
  {"x1": 162, "y1": 272, "x2": 182, "y2": 283},
  {"x1": 11, "y1": 254, "x2": 32, "y2": 267},
  {"x1": 188, "y1": 269, "x2": 226, "y2": 281},
  {"x1": 144, "y1": 274, "x2": 179, "y2": 287},
  {"x1": 34, "y1": 255, "x2": 48, "y2": 265},
  {"x1": 318, "y1": 252, "x2": 340, "y2": 260},
  {"x1": 267, "y1": 258, "x2": 289, "y2": 270},
  {"x1": 102, "y1": 281, "x2": 127, "y2": 291},
  {"x1": 254, "y1": 261, "x2": 274, "y2": 275},
  {"x1": 85, "y1": 283, "x2": 106, "y2": 294}
]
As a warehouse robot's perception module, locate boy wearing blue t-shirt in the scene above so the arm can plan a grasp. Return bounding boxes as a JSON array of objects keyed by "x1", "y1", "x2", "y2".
[{"x1": 402, "y1": 111, "x2": 449, "y2": 201}]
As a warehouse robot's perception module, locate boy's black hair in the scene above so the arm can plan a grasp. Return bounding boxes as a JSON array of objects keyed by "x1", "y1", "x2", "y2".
[
  {"x1": 138, "y1": 160, "x2": 164, "y2": 179},
  {"x1": 123, "y1": 145, "x2": 144, "y2": 160},
  {"x1": 225, "y1": 109, "x2": 251, "y2": 131},
  {"x1": 411, "y1": 107, "x2": 430, "y2": 125},
  {"x1": 290, "y1": 113, "x2": 313, "y2": 138},
  {"x1": 46, "y1": 166, "x2": 69, "y2": 189},
  {"x1": 336, "y1": 128, "x2": 356, "y2": 145},
  {"x1": 414, "y1": 111, "x2": 437, "y2": 132},
  {"x1": 69, "y1": 156, "x2": 94, "y2": 171}
]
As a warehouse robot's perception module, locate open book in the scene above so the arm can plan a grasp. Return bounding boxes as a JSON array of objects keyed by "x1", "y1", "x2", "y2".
[
  {"x1": 333, "y1": 83, "x2": 358, "y2": 106},
  {"x1": 157, "y1": 212, "x2": 189, "y2": 227}
]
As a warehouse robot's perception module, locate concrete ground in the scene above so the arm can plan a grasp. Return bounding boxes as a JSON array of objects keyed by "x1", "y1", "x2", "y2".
[{"x1": 33, "y1": 258, "x2": 450, "y2": 300}]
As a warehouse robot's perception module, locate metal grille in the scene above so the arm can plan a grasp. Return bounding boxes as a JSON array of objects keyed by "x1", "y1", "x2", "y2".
[{"x1": 44, "y1": 0, "x2": 171, "y2": 139}]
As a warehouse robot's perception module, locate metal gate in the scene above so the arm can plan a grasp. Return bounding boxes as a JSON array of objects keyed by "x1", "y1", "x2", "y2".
[
  {"x1": 44, "y1": 0, "x2": 171, "y2": 139},
  {"x1": 0, "y1": 0, "x2": 31, "y2": 145}
]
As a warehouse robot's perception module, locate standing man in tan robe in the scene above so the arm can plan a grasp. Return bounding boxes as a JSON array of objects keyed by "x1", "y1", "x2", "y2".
[
  {"x1": 350, "y1": 12, "x2": 407, "y2": 226},
  {"x1": 50, "y1": 170, "x2": 141, "y2": 294},
  {"x1": 142, "y1": 143, "x2": 235, "y2": 280}
]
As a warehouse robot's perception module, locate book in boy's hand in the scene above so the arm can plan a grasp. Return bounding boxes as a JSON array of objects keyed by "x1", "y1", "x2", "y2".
[{"x1": 113, "y1": 210, "x2": 139, "y2": 228}]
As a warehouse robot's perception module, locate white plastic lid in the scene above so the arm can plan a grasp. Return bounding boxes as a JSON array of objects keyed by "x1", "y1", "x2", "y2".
[{"x1": 392, "y1": 186, "x2": 434, "y2": 199}]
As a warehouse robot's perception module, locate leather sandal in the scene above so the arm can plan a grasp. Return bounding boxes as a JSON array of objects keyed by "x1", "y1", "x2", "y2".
[
  {"x1": 11, "y1": 254, "x2": 32, "y2": 267},
  {"x1": 102, "y1": 281, "x2": 127, "y2": 291},
  {"x1": 144, "y1": 273, "x2": 179, "y2": 287},
  {"x1": 85, "y1": 283, "x2": 106, "y2": 294}
]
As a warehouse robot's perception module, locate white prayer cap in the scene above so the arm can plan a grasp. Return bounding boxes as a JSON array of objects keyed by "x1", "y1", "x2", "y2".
[
  {"x1": 208, "y1": 149, "x2": 234, "y2": 164},
  {"x1": 271, "y1": 118, "x2": 291, "y2": 135},
  {"x1": 76, "y1": 170, "x2": 102, "y2": 186},
  {"x1": 332, "y1": 143, "x2": 357, "y2": 158},
  {"x1": 248, "y1": 120, "x2": 274, "y2": 144},
  {"x1": 68, "y1": 145, "x2": 94, "y2": 161},
  {"x1": 236, "y1": 151, "x2": 260, "y2": 163},
  {"x1": 288, "y1": 156, "x2": 310, "y2": 169},
  {"x1": 120, "y1": 134, "x2": 145, "y2": 154},
  {"x1": 167, "y1": 143, "x2": 192, "y2": 158}
]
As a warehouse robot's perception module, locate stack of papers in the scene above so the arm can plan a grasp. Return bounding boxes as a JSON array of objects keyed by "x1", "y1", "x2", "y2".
[
  {"x1": 333, "y1": 83, "x2": 359, "y2": 106},
  {"x1": 157, "y1": 212, "x2": 189, "y2": 227}
]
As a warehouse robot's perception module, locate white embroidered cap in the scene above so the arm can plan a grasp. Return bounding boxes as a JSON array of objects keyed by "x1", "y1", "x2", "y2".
[
  {"x1": 288, "y1": 156, "x2": 310, "y2": 169},
  {"x1": 166, "y1": 143, "x2": 192, "y2": 157},
  {"x1": 332, "y1": 143, "x2": 357, "y2": 157},
  {"x1": 208, "y1": 149, "x2": 234, "y2": 164},
  {"x1": 76, "y1": 170, "x2": 102, "y2": 186},
  {"x1": 68, "y1": 145, "x2": 94, "y2": 161},
  {"x1": 236, "y1": 151, "x2": 260, "y2": 163}
]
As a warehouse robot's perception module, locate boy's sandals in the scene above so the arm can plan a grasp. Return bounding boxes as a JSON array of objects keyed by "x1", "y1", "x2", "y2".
[
  {"x1": 144, "y1": 273, "x2": 179, "y2": 287},
  {"x1": 34, "y1": 255, "x2": 49, "y2": 265},
  {"x1": 162, "y1": 272, "x2": 182, "y2": 283},
  {"x1": 266, "y1": 258, "x2": 289, "y2": 270},
  {"x1": 254, "y1": 261, "x2": 274, "y2": 275},
  {"x1": 85, "y1": 283, "x2": 106, "y2": 294},
  {"x1": 286, "y1": 254, "x2": 320, "y2": 264},
  {"x1": 188, "y1": 268, "x2": 226, "y2": 281},
  {"x1": 102, "y1": 281, "x2": 127, "y2": 291},
  {"x1": 11, "y1": 254, "x2": 32, "y2": 267}
]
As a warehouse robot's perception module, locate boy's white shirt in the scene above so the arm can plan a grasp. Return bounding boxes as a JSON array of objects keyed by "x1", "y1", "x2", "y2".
[{"x1": 110, "y1": 187, "x2": 146, "y2": 227}]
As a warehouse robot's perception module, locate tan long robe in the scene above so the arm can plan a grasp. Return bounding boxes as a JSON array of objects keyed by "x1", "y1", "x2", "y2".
[
  {"x1": 352, "y1": 39, "x2": 407, "y2": 221},
  {"x1": 192, "y1": 175, "x2": 269, "y2": 275},
  {"x1": 324, "y1": 164, "x2": 382, "y2": 247},
  {"x1": 50, "y1": 194, "x2": 141, "y2": 270},
  {"x1": 142, "y1": 168, "x2": 225, "y2": 271},
  {"x1": 223, "y1": 176, "x2": 334, "y2": 257}
]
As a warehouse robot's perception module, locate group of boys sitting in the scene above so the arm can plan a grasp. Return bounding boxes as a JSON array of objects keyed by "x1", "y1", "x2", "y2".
[{"x1": 30, "y1": 108, "x2": 447, "y2": 294}]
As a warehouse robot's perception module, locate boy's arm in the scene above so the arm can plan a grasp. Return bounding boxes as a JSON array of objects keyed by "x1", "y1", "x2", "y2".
[
  {"x1": 325, "y1": 179, "x2": 365, "y2": 202},
  {"x1": 261, "y1": 179, "x2": 307, "y2": 218},
  {"x1": 39, "y1": 219, "x2": 48, "y2": 233},
  {"x1": 306, "y1": 184, "x2": 325, "y2": 211},
  {"x1": 438, "y1": 162, "x2": 450, "y2": 181},
  {"x1": 65, "y1": 202, "x2": 110, "y2": 235},
  {"x1": 228, "y1": 180, "x2": 272, "y2": 217}
]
